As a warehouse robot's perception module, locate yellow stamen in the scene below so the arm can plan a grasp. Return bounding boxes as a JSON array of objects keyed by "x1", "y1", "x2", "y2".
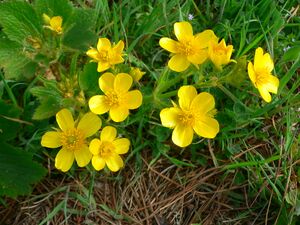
[{"x1": 61, "y1": 128, "x2": 84, "y2": 151}]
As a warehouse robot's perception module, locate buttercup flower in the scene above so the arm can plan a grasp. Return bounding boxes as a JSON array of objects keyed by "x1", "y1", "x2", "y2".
[
  {"x1": 89, "y1": 72, "x2": 143, "y2": 122},
  {"x1": 248, "y1": 47, "x2": 279, "y2": 102},
  {"x1": 89, "y1": 126, "x2": 130, "y2": 172},
  {"x1": 159, "y1": 21, "x2": 218, "y2": 72},
  {"x1": 41, "y1": 109, "x2": 101, "y2": 172},
  {"x1": 129, "y1": 67, "x2": 145, "y2": 82},
  {"x1": 43, "y1": 14, "x2": 63, "y2": 34},
  {"x1": 86, "y1": 38, "x2": 124, "y2": 72},
  {"x1": 160, "y1": 86, "x2": 219, "y2": 147},
  {"x1": 208, "y1": 39, "x2": 234, "y2": 69}
]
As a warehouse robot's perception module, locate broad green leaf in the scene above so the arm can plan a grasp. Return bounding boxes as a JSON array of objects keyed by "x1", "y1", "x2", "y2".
[
  {"x1": 0, "y1": 1, "x2": 42, "y2": 44},
  {"x1": 282, "y1": 46, "x2": 300, "y2": 63},
  {"x1": 225, "y1": 56, "x2": 247, "y2": 87},
  {"x1": 78, "y1": 62, "x2": 100, "y2": 96},
  {"x1": 32, "y1": 95, "x2": 61, "y2": 120},
  {"x1": 0, "y1": 142, "x2": 46, "y2": 198}
]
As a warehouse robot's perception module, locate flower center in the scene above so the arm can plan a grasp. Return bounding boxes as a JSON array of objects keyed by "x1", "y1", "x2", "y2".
[
  {"x1": 255, "y1": 70, "x2": 269, "y2": 85},
  {"x1": 178, "y1": 40, "x2": 195, "y2": 56},
  {"x1": 99, "y1": 141, "x2": 115, "y2": 157},
  {"x1": 98, "y1": 50, "x2": 109, "y2": 61},
  {"x1": 105, "y1": 91, "x2": 123, "y2": 107},
  {"x1": 61, "y1": 128, "x2": 85, "y2": 151},
  {"x1": 178, "y1": 110, "x2": 195, "y2": 126}
]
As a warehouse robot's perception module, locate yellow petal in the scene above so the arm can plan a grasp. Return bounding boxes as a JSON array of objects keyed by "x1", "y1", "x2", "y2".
[
  {"x1": 77, "y1": 112, "x2": 101, "y2": 137},
  {"x1": 247, "y1": 62, "x2": 257, "y2": 87},
  {"x1": 124, "y1": 90, "x2": 143, "y2": 109},
  {"x1": 195, "y1": 29, "x2": 218, "y2": 48},
  {"x1": 74, "y1": 145, "x2": 92, "y2": 167},
  {"x1": 178, "y1": 85, "x2": 197, "y2": 110},
  {"x1": 89, "y1": 95, "x2": 110, "y2": 115},
  {"x1": 159, "y1": 38, "x2": 179, "y2": 53},
  {"x1": 254, "y1": 47, "x2": 264, "y2": 67},
  {"x1": 41, "y1": 131, "x2": 62, "y2": 148},
  {"x1": 113, "y1": 40, "x2": 124, "y2": 53},
  {"x1": 113, "y1": 138, "x2": 130, "y2": 154},
  {"x1": 97, "y1": 62, "x2": 110, "y2": 72},
  {"x1": 168, "y1": 54, "x2": 190, "y2": 72},
  {"x1": 187, "y1": 50, "x2": 208, "y2": 65},
  {"x1": 105, "y1": 153, "x2": 124, "y2": 172},
  {"x1": 172, "y1": 125, "x2": 194, "y2": 147},
  {"x1": 174, "y1": 21, "x2": 193, "y2": 42},
  {"x1": 257, "y1": 85, "x2": 272, "y2": 102},
  {"x1": 50, "y1": 16, "x2": 62, "y2": 32},
  {"x1": 265, "y1": 75, "x2": 279, "y2": 94},
  {"x1": 55, "y1": 148, "x2": 74, "y2": 172},
  {"x1": 86, "y1": 48, "x2": 99, "y2": 60},
  {"x1": 101, "y1": 126, "x2": 117, "y2": 142},
  {"x1": 97, "y1": 38, "x2": 111, "y2": 51},
  {"x1": 92, "y1": 155, "x2": 106, "y2": 171},
  {"x1": 261, "y1": 52, "x2": 274, "y2": 72},
  {"x1": 160, "y1": 107, "x2": 181, "y2": 128},
  {"x1": 193, "y1": 117, "x2": 219, "y2": 138},
  {"x1": 89, "y1": 138, "x2": 101, "y2": 155},
  {"x1": 109, "y1": 106, "x2": 129, "y2": 122},
  {"x1": 114, "y1": 73, "x2": 132, "y2": 93},
  {"x1": 190, "y1": 92, "x2": 215, "y2": 114},
  {"x1": 109, "y1": 54, "x2": 124, "y2": 65},
  {"x1": 99, "y1": 72, "x2": 115, "y2": 93},
  {"x1": 56, "y1": 108, "x2": 74, "y2": 132}
]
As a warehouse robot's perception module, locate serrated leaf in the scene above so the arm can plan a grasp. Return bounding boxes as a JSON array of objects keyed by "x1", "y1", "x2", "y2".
[
  {"x1": 78, "y1": 62, "x2": 100, "y2": 96},
  {"x1": 0, "y1": 142, "x2": 46, "y2": 198},
  {"x1": 32, "y1": 95, "x2": 61, "y2": 120},
  {"x1": 0, "y1": 1, "x2": 42, "y2": 44}
]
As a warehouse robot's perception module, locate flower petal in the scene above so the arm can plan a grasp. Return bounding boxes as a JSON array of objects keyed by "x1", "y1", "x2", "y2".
[
  {"x1": 97, "y1": 62, "x2": 110, "y2": 72},
  {"x1": 97, "y1": 38, "x2": 111, "y2": 51},
  {"x1": 159, "y1": 38, "x2": 179, "y2": 53},
  {"x1": 105, "y1": 153, "x2": 124, "y2": 172},
  {"x1": 178, "y1": 85, "x2": 197, "y2": 110},
  {"x1": 172, "y1": 125, "x2": 194, "y2": 147},
  {"x1": 74, "y1": 145, "x2": 92, "y2": 167},
  {"x1": 50, "y1": 16, "x2": 62, "y2": 31},
  {"x1": 174, "y1": 21, "x2": 193, "y2": 42},
  {"x1": 113, "y1": 138, "x2": 130, "y2": 154},
  {"x1": 101, "y1": 126, "x2": 117, "y2": 142},
  {"x1": 114, "y1": 73, "x2": 133, "y2": 93},
  {"x1": 86, "y1": 48, "x2": 98, "y2": 60},
  {"x1": 168, "y1": 54, "x2": 190, "y2": 72},
  {"x1": 99, "y1": 72, "x2": 115, "y2": 93},
  {"x1": 41, "y1": 131, "x2": 62, "y2": 148},
  {"x1": 254, "y1": 47, "x2": 264, "y2": 69},
  {"x1": 56, "y1": 108, "x2": 74, "y2": 131},
  {"x1": 261, "y1": 53, "x2": 274, "y2": 72},
  {"x1": 265, "y1": 75, "x2": 279, "y2": 94},
  {"x1": 55, "y1": 148, "x2": 74, "y2": 172},
  {"x1": 190, "y1": 92, "x2": 215, "y2": 114},
  {"x1": 193, "y1": 117, "x2": 219, "y2": 139},
  {"x1": 77, "y1": 112, "x2": 101, "y2": 137},
  {"x1": 160, "y1": 107, "x2": 181, "y2": 128},
  {"x1": 187, "y1": 50, "x2": 208, "y2": 65},
  {"x1": 113, "y1": 40, "x2": 124, "y2": 53},
  {"x1": 92, "y1": 155, "x2": 106, "y2": 171},
  {"x1": 89, "y1": 138, "x2": 101, "y2": 155},
  {"x1": 89, "y1": 95, "x2": 110, "y2": 115},
  {"x1": 124, "y1": 90, "x2": 143, "y2": 109},
  {"x1": 257, "y1": 85, "x2": 272, "y2": 102},
  {"x1": 247, "y1": 62, "x2": 257, "y2": 87},
  {"x1": 194, "y1": 29, "x2": 218, "y2": 48},
  {"x1": 109, "y1": 106, "x2": 129, "y2": 122}
]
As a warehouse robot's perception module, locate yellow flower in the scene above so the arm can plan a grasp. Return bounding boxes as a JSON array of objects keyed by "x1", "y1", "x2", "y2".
[
  {"x1": 41, "y1": 109, "x2": 102, "y2": 172},
  {"x1": 89, "y1": 126, "x2": 130, "y2": 172},
  {"x1": 159, "y1": 21, "x2": 218, "y2": 72},
  {"x1": 208, "y1": 39, "x2": 234, "y2": 69},
  {"x1": 160, "y1": 86, "x2": 219, "y2": 147},
  {"x1": 86, "y1": 38, "x2": 124, "y2": 72},
  {"x1": 129, "y1": 67, "x2": 145, "y2": 82},
  {"x1": 43, "y1": 14, "x2": 63, "y2": 34},
  {"x1": 89, "y1": 72, "x2": 143, "y2": 122},
  {"x1": 248, "y1": 47, "x2": 279, "y2": 102}
]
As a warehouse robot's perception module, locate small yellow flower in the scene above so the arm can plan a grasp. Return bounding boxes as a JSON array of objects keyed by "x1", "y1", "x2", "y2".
[
  {"x1": 248, "y1": 47, "x2": 279, "y2": 102},
  {"x1": 89, "y1": 72, "x2": 143, "y2": 122},
  {"x1": 129, "y1": 67, "x2": 145, "y2": 82},
  {"x1": 41, "y1": 109, "x2": 102, "y2": 172},
  {"x1": 89, "y1": 126, "x2": 130, "y2": 172},
  {"x1": 43, "y1": 14, "x2": 63, "y2": 34},
  {"x1": 160, "y1": 86, "x2": 219, "y2": 147},
  {"x1": 159, "y1": 21, "x2": 218, "y2": 72},
  {"x1": 208, "y1": 39, "x2": 234, "y2": 69},
  {"x1": 86, "y1": 38, "x2": 124, "y2": 72}
]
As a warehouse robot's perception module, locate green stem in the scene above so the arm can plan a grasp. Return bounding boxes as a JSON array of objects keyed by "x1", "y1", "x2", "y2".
[{"x1": 0, "y1": 72, "x2": 18, "y2": 107}]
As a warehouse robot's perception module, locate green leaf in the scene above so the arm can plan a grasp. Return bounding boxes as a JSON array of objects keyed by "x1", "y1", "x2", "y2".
[
  {"x1": 78, "y1": 62, "x2": 100, "y2": 96},
  {"x1": 0, "y1": 99, "x2": 22, "y2": 141},
  {"x1": 225, "y1": 56, "x2": 247, "y2": 87},
  {"x1": 282, "y1": 46, "x2": 300, "y2": 63},
  {"x1": 0, "y1": 142, "x2": 46, "y2": 198},
  {"x1": 32, "y1": 96, "x2": 61, "y2": 120},
  {"x1": 0, "y1": 1, "x2": 42, "y2": 44}
]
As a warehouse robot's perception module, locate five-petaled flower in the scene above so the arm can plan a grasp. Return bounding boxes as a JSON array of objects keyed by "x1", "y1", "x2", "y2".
[
  {"x1": 89, "y1": 126, "x2": 130, "y2": 172},
  {"x1": 89, "y1": 72, "x2": 143, "y2": 122},
  {"x1": 159, "y1": 21, "x2": 217, "y2": 72},
  {"x1": 160, "y1": 86, "x2": 219, "y2": 147},
  {"x1": 86, "y1": 38, "x2": 124, "y2": 72},
  {"x1": 248, "y1": 47, "x2": 279, "y2": 102},
  {"x1": 41, "y1": 109, "x2": 102, "y2": 172},
  {"x1": 43, "y1": 14, "x2": 63, "y2": 34},
  {"x1": 208, "y1": 39, "x2": 234, "y2": 70}
]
